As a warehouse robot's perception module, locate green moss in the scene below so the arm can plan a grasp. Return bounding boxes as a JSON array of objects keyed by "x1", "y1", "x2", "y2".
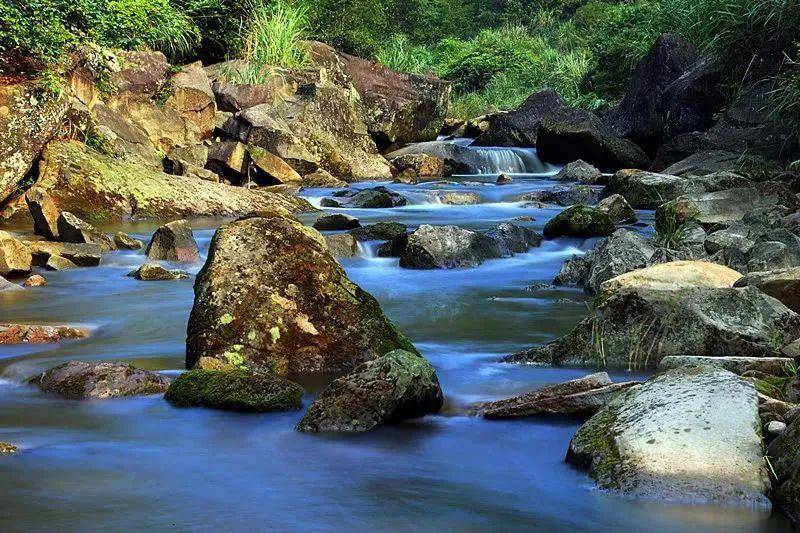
[
  {"x1": 753, "y1": 376, "x2": 792, "y2": 401},
  {"x1": 568, "y1": 401, "x2": 623, "y2": 489}
]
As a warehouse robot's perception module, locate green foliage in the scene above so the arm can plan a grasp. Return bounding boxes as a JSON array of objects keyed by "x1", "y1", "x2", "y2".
[
  {"x1": 653, "y1": 202, "x2": 688, "y2": 250},
  {"x1": 240, "y1": 0, "x2": 310, "y2": 70},
  {"x1": 375, "y1": 34, "x2": 434, "y2": 75}
]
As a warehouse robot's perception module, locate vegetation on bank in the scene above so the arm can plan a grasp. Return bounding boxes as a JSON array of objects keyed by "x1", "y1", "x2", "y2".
[{"x1": 1, "y1": 0, "x2": 798, "y2": 130}]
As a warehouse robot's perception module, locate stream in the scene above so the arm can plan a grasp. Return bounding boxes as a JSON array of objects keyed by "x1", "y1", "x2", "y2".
[{"x1": 0, "y1": 144, "x2": 790, "y2": 531}]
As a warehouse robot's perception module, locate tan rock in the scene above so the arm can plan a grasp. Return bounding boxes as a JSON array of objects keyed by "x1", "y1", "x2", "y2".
[
  {"x1": 600, "y1": 260, "x2": 742, "y2": 295},
  {"x1": 0, "y1": 234, "x2": 32, "y2": 276},
  {"x1": 248, "y1": 146, "x2": 302, "y2": 185},
  {"x1": 734, "y1": 267, "x2": 800, "y2": 313},
  {"x1": 25, "y1": 188, "x2": 61, "y2": 240},
  {"x1": 0, "y1": 323, "x2": 89, "y2": 344},
  {"x1": 23, "y1": 274, "x2": 47, "y2": 287},
  {"x1": 165, "y1": 62, "x2": 216, "y2": 139}
]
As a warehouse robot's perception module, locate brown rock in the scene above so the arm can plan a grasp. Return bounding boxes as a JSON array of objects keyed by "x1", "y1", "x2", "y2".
[
  {"x1": 25, "y1": 188, "x2": 61, "y2": 240},
  {"x1": 30, "y1": 360, "x2": 170, "y2": 399},
  {"x1": 114, "y1": 232, "x2": 143, "y2": 250},
  {"x1": 46, "y1": 256, "x2": 78, "y2": 270},
  {"x1": 145, "y1": 220, "x2": 200, "y2": 262},
  {"x1": 324, "y1": 233, "x2": 359, "y2": 257},
  {"x1": 165, "y1": 61, "x2": 216, "y2": 139},
  {"x1": 247, "y1": 146, "x2": 303, "y2": 185},
  {"x1": 23, "y1": 274, "x2": 47, "y2": 287},
  {"x1": 23, "y1": 241, "x2": 102, "y2": 267},
  {"x1": 0, "y1": 324, "x2": 88, "y2": 344},
  {"x1": 0, "y1": 233, "x2": 32, "y2": 276},
  {"x1": 57, "y1": 212, "x2": 115, "y2": 251}
]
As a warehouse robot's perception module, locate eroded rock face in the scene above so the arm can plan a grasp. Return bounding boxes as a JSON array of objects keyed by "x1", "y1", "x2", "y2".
[
  {"x1": 30, "y1": 360, "x2": 170, "y2": 399},
  {"x1": 296, "y1": 349, "x2": 443, "y2": 433},
  {"x1": 186, "y1": 215, "x2": 416, "y2": 375},
  {"x1": 567, "y1": 366, "x2": 770, "y2": 506},
  {"x1": 145, "y1": 220, "x2": 200, "y2": 263}
]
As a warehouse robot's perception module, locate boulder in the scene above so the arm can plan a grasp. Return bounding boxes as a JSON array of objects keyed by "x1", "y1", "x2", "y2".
[
  {"x1": 704, "y1": 223, "x2": 756, "y2": 256},
  {"x1": 660, "y1": 57, "x2": 725, "y2": 140},
  {"x1": 110, "y1": 50, "x2": 169, "y2": 97},
  {"x1": 25, "y1": 188, "x2": 61, "y2": 240},
  {"x1": 128, "y1": 263, "x2": 190, "y2": 281},
  {"x1": 553, "y1": 254, "x2": 593, "y2": 287},
  {"x1": 768, "y1": 418, "x2": 800, "y2": 520},
  {"x1": 0, "y1": 324, "x2": 88, "y2": 344},
  {"x1": 247, "y1": 145, "x2": 303, "y2": 185},
  {"x1": 596, "y1": 194, "x2": 636, "y2": 224},
  {"x1": 349, "y1": 222, "x2": 407, "y2": 241},
  {"x1": 206, "y1": 140, "x2": 249, "y2": 181},
  {"x1": 296, "y1": 349, "x2": 443, "y2": 433},
  {"x1": 658, "y1": 355, "x2": 795, "y2": 376},
  {"x1": 567, "y1": 366, "x2": 770, "y2": 505},
  {"x1": 735, "y1": 268, "x2": 800, "y2": 313},
  {"x1": 0, "y1": 234, "x2": 32, "y2": 277},
  {"x1": 313, "y1": 213, "x2": 360, "y2": 231},
  {"x1": 46, "y1": 255, "x2": 78, "y2": 270},
  {"x1": 390, "y1": 154, "x2": 446, "y2": 178},
  {"x1": 0, "y1": 275, "x2": 21, "y2": 291},
  {"x1": 599, "y1": 261, "x2": 742, "y2": 295},
  {"x1": 385, "y1": 141, "x2": 486, "y2": 175},
  {"x1": 747, "y1": 241, "x2": 800, "y2": 273},
  {"x1": 186, "y1": 215, "x2": 417, "y2": 374},
  {"x1": 301, "y1": 169, "x2": 347, "y2": 188},
  {"x1": 57, "y1": 212, "x2": 115, "y2": 251},
  {"x1": 507, "y1": 286, "x2": 800, "y2": 368},
  {"x1": 399, "y1": 225, "x2": 499, "y2": 269},
  {"x1": 485, "y1": 223, "x2": 543, "y2": 256},
  {"x1": 602, "y1": 169, "x2": 749, "y2": 209},
  {"x1": 552, "y1": 160, "x2": 602, "y2": 183},
  {"x1": 437, "y1": 191, "x2": 482, "y2": 205},
  {"x1": 658, "y1": 187, "x2": 781, "y2": 228},
  {"x1": 145, "y1": 220, "x2": 200, "y2": 263},
  {"x1": 661, "y1": 150, "x2": 759, "y2": 177},
  {"x1": 165, "y1": 369, "x2": 303, "y2": 412},
  {"x1": 338, "y1": 186, "x2": 407, "y2": 209},
  {"x1": 471, "y1": 89, "x2": 569, "y2": 147},
  {"x1": 323, "y1": 233, "x2": 360, "y2": 258},
  {"x1": 542, "y1": 206, "x2": 615, "y2": 239},
  {"x1": 23, "y1": 241, "x2": 101, "y2": 267},
  {"x1": 164, "y1": 61, "x2": 216, "y2": 140},
  {"x1": 23, "y1": 274, "x2": 47, "y2": 287},
  {"x1": 582, "y1": 229, "x2": 656, "y2": 294},
  {"x1": 520, "y1": 186, "x2": 599, "y2": 207},
  {"x1": 114, "y1": 232, "x2": 143, "y2": 250},
  {"x1": 30, "y1": 360, "x2": 170, "y2": 399},
  {"x1": 496, "y1": 173, "x2": 513, "y2": 185},
  {"x1": 376, "y1": 233, "x2": 410, "y2": 258}
]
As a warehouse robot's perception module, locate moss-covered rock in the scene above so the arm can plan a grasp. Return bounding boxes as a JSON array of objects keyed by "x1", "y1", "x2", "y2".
[
  {"x1": 164, "y1": 369, "x2": 303, "y2": 412},
  {"x1": 296, "y1": 349, "x2": 443, "y2": 432},
  {"x1": 543, "y1": 205, "x2": 615, "y2": 239},
  {"x1": 30, "y1": 360, "x2": 169, "y2": 399},
  {"x1": 186, "y1": 215, "x2": 417, "y2": 375}
]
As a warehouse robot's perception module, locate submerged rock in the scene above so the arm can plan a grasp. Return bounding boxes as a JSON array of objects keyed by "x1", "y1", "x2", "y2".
[
  {"x1": 567, "y1": 365, "x2": 770, "y2": 506},
  {"x1": 186, "y1": 215, "x2": 416, "y2": 375},
  {"x1": 542, "y1": 206, "x2": 615, "y2": 239},
  {"x1": 0, "y1": 324, "x2": 88, "y2": 344},
  {"x1": 45, "y1": 255, "x2": 78, "y2": 271},
  {"x1": 23, "y1": 274, "x2": 47, "y2": 287},
  {"x1": 31, "y1": 361, "x2": 170, "y2": 399},
  {"x1": 128, "y1": 263, "x2": 189, "y2": 281},
  {"x1": 145, "y1": 220, "x2": 200, "y2": 263},
  {"x1": 349, "y1": 222, "x2": 407, "y2": 241},
  {"x1": 296, "y1": 349, "x2": 443, "y2": 433},
  {"x1": 165, "y1": 369, "x2": 303, "y2": 412}
]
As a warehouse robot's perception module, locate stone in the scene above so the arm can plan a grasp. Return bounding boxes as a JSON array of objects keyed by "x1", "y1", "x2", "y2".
[
  {"x1": 23, "y1": 241, "x2": 101, "y2": 267},
  {"x1": 768, "y1": 420, "x2": 787, "y2": 436},
  {"x1": 296, "y1": 349, "x2": 443, "y2": 433},
  {"x1": 0, "y1": 275, "x2": 22, "y2": 292},
  {"x1": 324, "y1": 233, "x2": 360, "y2": 258},
  {"x1": 345, "y1": 187, "x2": 408, "y2": 209},
  {"x1": 734, "y1": 268, "x2": 800, "y2": 313},
  {"x1": 145, "y1": 220, "x2": 200, "y2": 263},
  {"x1": 567, "y1": 366, "x2": 770, "y2": 505},
  {"x1": 399, "y1": 225, "x2": 499, "y2": 269},
  {"x1": 57, "y1": 212, "x2": 115, "y2": 251},
  {"x1": 657, "y1": 187, "x2": 781, "y2": 228},
  {"x1": 25, "y1": 188, "x2": 61, "y2": 240},
  {"x1": 385, "y1": 141, "x2": 487, "y2": 175},
  {"x1": 0, "y1": 324, "x2": 88, "y2": 344},
  {"x1": 0, "y1": 442, "x2": 17, "y2": 454},
  {"x1": 165, "y1": 369, "x2": 303, "y2": 412},
  {"x1": 485, "y1": 223, "x2": 543, "y2": 255},
  {"x1": 704, "y1": 223, "x2": 756, "y2": 256},
  {"x1": 313, "y1": 213, "x2": 360, "y2": 231},
  {"x1": 349, "y1": 222, "x2": 407, "y2": 241},
  {"x1": 247, "y1": 145, "x2": 303, "y2": 185},
  {"x1": 658, "y1": 356, "x2": 795, "y2": 376},
  {"x1": 391, "y1": 154, "x2": 446, "y2": 178},
  {"x1": 542, "y1": 205, "x2": 615, "y2": 239},
  {"x1": 186, "y1": 215, "x2": 417, "y2": 374},
  {"x1": 164, "y1": 61, "x2": 216, "y2": 139},
  {"x1": 553, "y1": 254, "x2": 592, "y2": 287},
  {"x1": 662, "y1": 150, "x2": 759, "y2": 177},
  {"x1": 438, "y1": 191, "x2": 483, "y2": 205},
  {"x1": 128, "y1": 263, "x2": 189, "y2": 281},
  {"x1": 747, "y1": 241, "x2": 800, "y2": 273},
  {"x1": 596, "y1": 194, "x2": 636, "y2": 224},
  {"x1": 0, "y1": 234, "x2": 32, "y2": 277},
  {"x1": 552, "y1": 159, "x2": 602, "y2": 183},
  {"x1": 206, "y1": 140, "x2": 249, "y2": 181},
  {"x1": 520, "y1": 186, "x2": 599, "y2": 207},
  {"x1": 114, "y1": 232, "x2": 143, "y2": 250},
  {"x1": 45, "y1": 255, "x2": 78, "y2": 270},
  {"x1": 599, "y1": 260, "x2": 742, "y2": 295},
  {"x1": 496, "y1": 173, "x2": 513, "y2": 185},
  {"x1": 376, "y1": 233, "x2": 409, "y2": 258},
  {"x1": 660, "y1": 57, "x2": 725, "y2": 141},
  {"x1": 111, "y1": 50, "x2": 169, "y2": 97},
  {"x1": 30, "y1": 360, "x2": 170, "y2": 399},
  {"x1": 766, "y1": 417, "x2": 800, "y2": 518},
  {"x1": 23, "y1": 274, "x2": 47, "y2": 287},
  {"x1": 301, "y1": 169, "x2": 347, "y2": 188},
  {"x1": 601, "y1": 170, "x2": 685, "y2": 209}
]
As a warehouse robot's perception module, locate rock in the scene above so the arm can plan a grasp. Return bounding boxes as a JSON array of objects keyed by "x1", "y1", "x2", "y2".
[
  {"x1": 542, "y1": 205, "x2": 615, "y2": 239},
  {"x1": 145, "y1": 220, "x2": 200, "y2": 263},
  {"x1": 247, "y1": 145, "x2": 303, "y2": 185},
  {"x1": 35, "y1": 141, "x2": 310, "y2": 220},
  {"x1": 385, "y1": 141, "x2": 486, "y2": 175},
  {"x1": 496, "y1": 173, "x2": 513, "y2": 185},
  {"x1": 296, "y1": 349, "x2": 443, "y2": 433},
  {"x1": 114, "y1": 232, "x2": 143, "y2": 250},
  {"x1": 391, "y1": 154, "x2": 445, "y2": 178},
  {"x1": 324, "y1": 233, "x2": 359, "y2": 258},
  {"x1": 608, "y1": 33, "x2": 698, "y2": 152},
  {"x1": 437, "y1": 191, "x2": 482, "y2": 205},
  {"x1": 508, "y1": 286, "x2": 800, "y2": 368},
  {"x1": 349, "y1": 222, "x2": 407, "y2": 241},
  {"x1": 164, "y1": 369, "x2": 303, "y2": 412},
  {"x1": 660, "y1": 57, "x2": 724, "y2": 141},
  {"x1": 164, "y1": 61, "x2": 216, "y2": 139},
  {"x1": 376, "y1": 233, "x2": 410, "y2": 258},
  {"x1": 747, "y1": 241, "x2": 800, "y2": 273},
  {"x1": 0, "y1": 442, "x2": 17, "y2": 454},
  {"x1": 57, "y1": 212, "x2": 115, "y2": 251},
  {"x1": 206, "y1": 140, "x2": 249, "y2": 181},
  {"x1": 768, "y1": 420, "x2": 787, "y2": 437},
  {"x1": 30, "y1": 361, "x2": 169, "y2": 399},
  {"x1": 128, "y1": 263, "x2": 189, "y2": 281},
  {"x1": 0, "y1": 234, "x2": 32, "y2": 277},
  {"x1": 485, "y1": 223, "x2": 543, "y2": 255},
  {"x1": 662, "y1": 150, "x2": 759, "y2": 177},
  {"x1": 313, "y1": 213, "x2": 360, "y2": 231},
  {"x1": 471, "y1": 89, "x2": 566, "y2": 147},
  {"x1": 0, "y1": 275, "x2": 21, "y2": 291},
  {"x1": 0, "y1": 324, "x2": 88, "y2": 344},
  {"x1": 23, "y1": 274, "x2": 47, "y2": 287},
  {"x1": 658, "y1": 355, "x2": 794, "y2": 376},
  {"x1": 475, "y1": 372, "x2": 636, "y2": 419},
  {"x1": 602, "y1": 169, "x2": 749, "y2": 209},
  {"x1": 209, "y1": 66, "x2": 295, "y2": 111},
  {"x1": 343, "y1": 186, "x2": 407, "y2": 208},
  {"x1": 553, "y1": 254, "x2": 592, "y2": 287},
  {"x1": 399, "y1": 225, "x2": 499, "y2": 269},
  {"x1": 45, "y1": 255, "x2": 78, "y2": 270},
  {"x1": 735, "y1": 268, "x2": 800, "y2": 313},
  {"x1": 596, "y1": 194, "x2": 636, "y2": 224},
  {"x1": 567, "y1": 365, "x2": 769, "y2": 505},
  {"x1": 23, "y1": 241, "x2": 101, "y2": 267},
  {"x1": 766, "y1": 418, "x2": 800, "y2": 519},
  {"x1": 25, "y1": 188, "x2": 61, "y2": 240},
  {"x1": 301, "y1": 169, "x2": 346, "y2": 188},
  {"x1": 657, "y1": 187, "x2": 782, "y2": 228},
  {"x1": 186, "y1": 215, "x2": 416, "y2": 374},
  {"x1": 521, "y1": 186, "x2": 599, "y2": 207},
  {"x1": 110, "y1": 50, "x2": 169, "y2": 97},
  {"x1": 600, "y1": 260, "x2": 742, "y2": 295},
  {"x1": 704, "y1": 223, "x2": 756, "y2": 256},
  {"x1": 552, "y1": 160, "x2": 602, "y2": 183}
]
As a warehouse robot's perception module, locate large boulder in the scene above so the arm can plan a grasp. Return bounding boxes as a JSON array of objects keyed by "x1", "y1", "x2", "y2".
[
  {"x1": 165, "y1": 369, "x2": 303, "y2": 412},
  {"x1": 349, "y1": 221, "x2": 408, "y2": 241},
  {"x1": 296, "y1": 349, "x2": 443, "y2": 433},
  {"x1": 145, "y1": 220, "x2": 200, "y2": 263},
  {"x1": 57, "y1": 212, "x2": 115, "y2": 251},
  {"x1": 327, "y1": 186, "x2": 407, "y2": 209},
  {"x1": 567, "y1": 365, "x2": 770, "y2": 505},
  {"x1": 34, "y1": 141, "x2": 310, "y2": 220},
  {"x1": 25, "y1": 188, "x2": 61, "y2": 240},
  {"x1": 660, "y1": 57, "x2": 725, "y2": 140},
  {"x1": 22, "y1": 241, "x2": 101, "y2": 267},
  {"x1": 542, "y1": 206, "x2": 615, "y2": 239},
  {"x1": 600, "y1": 261, "x2": 742, "y2": 295},
  {"x1": 552, "y1": 160, "x2": 602, "y2": 183},
  {"x1": 657, "y1": 187, "x2": 782, "y2": 228},
  {"x1": 164, "y1": 61, "x2": 216, "y2": 140},
  {"x1": 507, "y1": 286, "x2": 800, "y2": 368},
  {"x1": 30, "y1": 360, "x2": 170, "y2": 399},
  {"x1": 735, "y1": 268, "x2": 800, "y2": 313},
  {"x1": 472, "y1": 90, "x2": 569, "y2": 147},
  {"x1": 186, "y1": 215, "x2": 417, "y2": 375},
  {"x1": 661, "y1": 150, "x2": 762, "y2": 177}
]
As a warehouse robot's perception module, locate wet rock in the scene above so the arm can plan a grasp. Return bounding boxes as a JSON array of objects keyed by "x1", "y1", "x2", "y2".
[
  {"x1": 165, "y1": 369, "x2": 303, "y2": 412},
  {"x1": 552, "y1": 160, "x2": 602, "y2": 183},
  {"x1": 186, "y1": 215, "x2": 417, "y2": 375},
  {"x1": 553, "y1": 254, "x2": 592, "y2": 287},
  {"x1": 391, "y1": 154, "x2": 445, "y2": 178},
  {"x1": 324, "y1": 233, "x2": 359, "y2": 258},
  {"x1": 437, "y1": 191, "x2": 482, "y2": 205},
  {"x1": 31, "y1": 361, "x2": 169, "y2": 399},
  {"x1": 485, "y1": 223, "x2": 543, "y2": 255},
  {"x1": 376, "y1": 233, "x2": 410, "y2": 258},
  {"x1": 114, "y1": 232, "x2": 143, "y2": 250},
  {"x1": 313, "y1": 213, "x2": 360, "y2": 231},
  {"x1": 542, "y1": 206, "x2": 615, "y2": 239},
  {"x1": 0, "y1": 234, "x2": 32, "y2": 277},
  {"x1": 657, "y1": 187, "x2": 782, "y2": 228},
  {"x1": 145, "y1": 220, "x2": 200, "y2": 263},
  {"x1": 349, "y1": 222, "x2": 407, "y2": 242},
  {"x1": 25, "y1": 188, "x2": 61, "y2": 240},
  {"x1": 23, "y1": 274, "x2": 47, "y2": 287},
  {"x1": 45, "y1": 255, "x2": 78, "y2": 270},
  {"x1": 567, "y1": 365, "x2": 769, "y2": 505},
  {"x1": 596, "y1": 194, "x2": 636, "y2": 224},
  {"x1": 600, "y1": 260, "x2": 742, "y2": 295},
  {"x1": 661, "y1": 150, "x2": 759, "y2": 177},
  {"x1": 735, "y1": 268, "x2": 800, "y2": 313},
  {"x1": 496, "y1": 173, "x2": 513, "y2": 185},
  {"x1": 0, "y1": 442, "x2": 17, "y2": 454},
  {"x1": 521, "y1": 186, "x2": 599, "y2": 207},
  {"x1": 296, "y1": 349, "x2": 443, "y2": 433},
  {"x1": 475, "y1": 372, "x2": 636, "y2": 419},
  {"x1": 301, "y1": 169, "x2": 347, "y2": 188},
  {"x1": 399, "y1": 225, "x2": 499, "y2": 269},
  {"x1": 658, "y1": 355, "x2": 795, "y2": 376},
  {"x1": 345, "y1": 187, "x2": 408, "y2": 209},
  {"x1": 385, "y1": 141, "x2": 485, "y2": 175},
  {"x1": 57, "y1": 212, "x2": 115, "y2": 251},
  {"x1": 0, "y1": 324, "x2": 88, "y2": 344},
  {"x1": 23, "y1": 241, "x2": 101, "y2": 267},
  {"x1": 128, "y1": 263, "x2": 189, "y2": 281},
  {"x1": 765, "y1": 416, "x2": 800, "y2": 518}
]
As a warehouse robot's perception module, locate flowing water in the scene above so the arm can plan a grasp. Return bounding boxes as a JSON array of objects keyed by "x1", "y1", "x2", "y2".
[{"x1": 0, "y1": 145, "x2": 790, "y2": 531}]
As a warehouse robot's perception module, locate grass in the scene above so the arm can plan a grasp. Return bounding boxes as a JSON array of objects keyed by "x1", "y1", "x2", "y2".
[
  {"x1": 653, "y1": 202, "x2": 688, "y2": 250},
  {"x1": 240, "y1": 0, "x2": 310, "y2": 71},
  {"x1": 375, "y1": 34, "x2": 434, "y2": 75}
]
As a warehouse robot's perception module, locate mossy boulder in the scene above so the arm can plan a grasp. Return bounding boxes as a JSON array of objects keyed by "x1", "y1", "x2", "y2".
[
  {"x1": 542, "y1": 205, "x2": 615, "y2": 239},
  {"x1": 296, "y1": 349, "x2": 443, "y2": 433},
  {"x1": 186, "y1": 215, "x2": 417, "y2": 375},
  {"x1": 30, "y1": 360, "x2": 170, "y2": 399},
  {"x1": 164, "y1": 369, "x2": 303, "y2": 412}
]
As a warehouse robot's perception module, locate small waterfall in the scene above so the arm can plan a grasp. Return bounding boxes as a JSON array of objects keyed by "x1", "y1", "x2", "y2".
[{"x1": 471, "y1": 147, "x2": 557, "y2": 174}]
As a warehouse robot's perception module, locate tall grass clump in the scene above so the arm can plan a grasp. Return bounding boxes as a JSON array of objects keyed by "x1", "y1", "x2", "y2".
[
  {"x1": 375, "y1": 34, "x2": 434, "y2": 74},
  {"x1": 240, "y1": 0, "x2": 310, "y2": 70}
]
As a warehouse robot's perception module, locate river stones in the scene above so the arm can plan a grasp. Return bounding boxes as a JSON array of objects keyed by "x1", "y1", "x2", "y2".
[
  {"x1": 567, "y1": 365, "x2": 770, "y2": 506},
  {"x1": 596, "y1": 194, "x2": 636, "y2": 224},
  {"x1": 114, "y1": 232, "x2": 143, "y2": 250},
  {"x1": 23, "y1": 274, "x2": 47, "y2": 287},
  {"x1": 57, "y1": 212, "x2": 116, "y2": 251},
  {"x1": 145, "y1": 220, "x2": 200, "y2": 263},
  {"x1": 323, "y1": 233, "x2": 359, "y2": 258},
  {"x1": 506, "y1": 286, "x2": 800, "y2": 369},
  {"x1": 0, "y1": 233, "x2": 32, "y2": 277},
  {"x1": 30, "y1": 361, "x2": 170, "y2": 399},
  {"x1": 46, "y1": 255, "x2": 78, "y2": 270},
  {"x1": 296, "y1": 349, "x2": 443, "y2": 433},
  {"x1": 0, "y1": 324, "x2": 88, "y2": 344},
  {"x1": 542, "y1": 206, "x2": 615, "y2": 239},
  {"x1": 26, "y1": 188, "x2": 61, "y2": 240},
  {"x1": 165, "y1": 369, "x2": 303, "y2": 412},
  {"x1": 128, "y1": 263, "x2": 190, "y2": 281},
  {"x1": 333, "y1": 186, "x2": 408, "y2": 209},
  {"x1": 552, "y1": 159, "x2": 602, "y2": 183},
  {"x1": 521, "y1": 185, "x2": 599, "y2": 207},
  {"x1": 349, "y1": 221, "x2": 407, "y2": 241},
  {"x1": 599, "y1": 260, "x2": 742, "y2": 295},
  {"x1": 313, "y1": 213, "x2": 360, "y2": 231},
  {"x1": 186, "y1": 215, "x2": 417, "y2": 375},
  {"x1": 400, "y1": 225, "x2": 497, "y2": 269},
  {"x1": 391, "y1": 153, "x2": 445, "y2": 178}
]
